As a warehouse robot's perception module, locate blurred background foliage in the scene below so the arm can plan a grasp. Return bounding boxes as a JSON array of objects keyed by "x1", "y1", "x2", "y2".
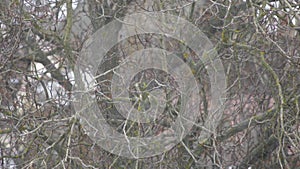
[{"x1": 0, "y1": 0, "x2": 299, "y2": 168}]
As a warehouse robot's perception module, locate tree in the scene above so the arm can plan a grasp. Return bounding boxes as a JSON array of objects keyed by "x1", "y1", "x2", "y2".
[{"x1": 0, "y1": 0, "x2": 299, "y2": 168}]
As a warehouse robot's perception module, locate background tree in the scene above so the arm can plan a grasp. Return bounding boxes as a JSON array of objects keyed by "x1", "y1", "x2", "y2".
[{"x1": 0, "y1": 0, "x2": 299, "y2": 168}]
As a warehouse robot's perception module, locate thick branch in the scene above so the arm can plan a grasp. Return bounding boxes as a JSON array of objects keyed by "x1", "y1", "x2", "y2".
[
  {"x1": 217, "y1": 109, "x2": 276, "y2": 141},
  {"x1": 25, "y1": 48, "x2": 72, "y2": 92},
  {"x1": 189, "y1": 109, "x2": 277, "y2": 167}
]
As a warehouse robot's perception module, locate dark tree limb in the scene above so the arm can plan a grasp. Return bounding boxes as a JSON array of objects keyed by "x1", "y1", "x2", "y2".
[{"x1": 217, "y1": 109, "x2": 276, "y2": 142}]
